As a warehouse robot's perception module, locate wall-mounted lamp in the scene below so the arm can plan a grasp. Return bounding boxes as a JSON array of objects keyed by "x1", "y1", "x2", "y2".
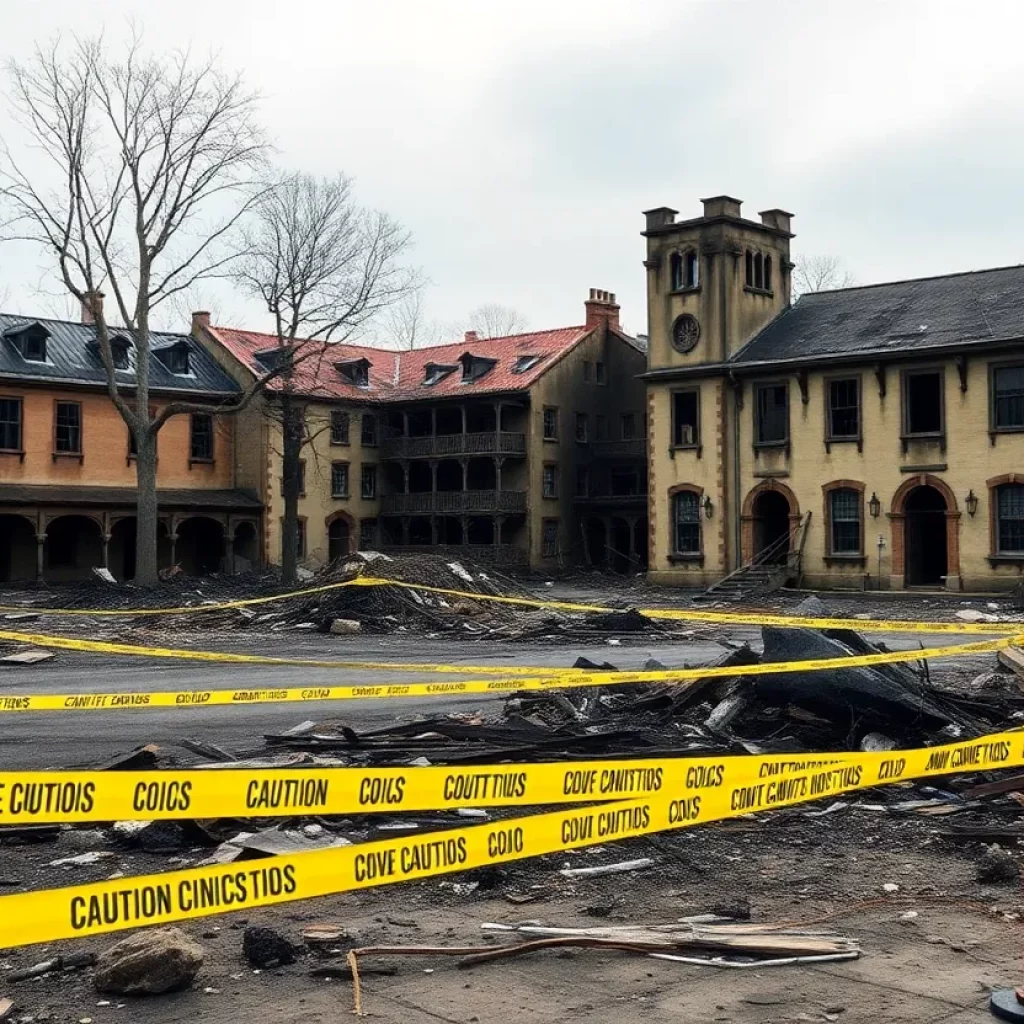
[
  {"x1": 965, "y1": 489, "x2": 979, "y2": 517},
  {"x1": 868, "y1": 492, "x2": 881, "y2": 518},
  {"x1": 702, "y1": 495, "x2": 714, "y2": 519}
]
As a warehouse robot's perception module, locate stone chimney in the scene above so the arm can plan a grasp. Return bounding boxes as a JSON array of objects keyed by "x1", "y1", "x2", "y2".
[
  {"x1": 80, "y1": 290, "x2": 104, "y2": 325},
  {"x1": 759, "y1": 209, "x2": 794, "y2": 233},
  {"x1": 701, "y1": 196, "x2": 743, "y2": 219},
  {"x1": 642, "y1": 207, "x2": 678, "y2": 231},
  {"x1": 192, "y1": 310, "x2": 211, "y2": 333},
  {"x1": 464, "y1": 330, "x2": 479, "y2": 344},
  {"x1": 584, "y1": 288, "x2": 620, "y2": 331}
]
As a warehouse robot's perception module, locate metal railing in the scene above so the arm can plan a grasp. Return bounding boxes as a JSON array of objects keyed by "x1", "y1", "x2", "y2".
[
  {"x1": 380, "y1": 490, "x2": 528, "y2": 514},
  {"x1": 380, "y1": 432, "x2": 527, "y2": 459}
]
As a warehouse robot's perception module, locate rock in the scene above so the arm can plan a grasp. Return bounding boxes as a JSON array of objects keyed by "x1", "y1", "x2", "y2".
[
  {"x1": 243, "y1": 926, "x2": 295, "y2": 968},
  {"x1": 132, "y1": 821, "x2": 192, "y2": 854},
  {"x1": 794, "y1": 595, "x2": 831, "y2": 619},
  {"x1": 882, "y1": 882, "x2": 899, "y2": 893},
  {"x1": 452, "y1": 600, "x2": 481, "y2": 616},
  {"x1": 58, "y1": 830, "x2": 108, "y2": 851},
  {"x1": 860, "y1": 732, "x2": 896, "y2": 752},
  {"x1": 955, "y1": 609, "x2": 1000, "y2": 623},
  {"x1": 94, "y1": 928, "x2": 203, "y2": 995},
  {"x1": 642, "y1": 658, "x2": 666, "y2": 672},
  {"x1": 328, "y1": 618, "x2": 361, "y2": 635},
  {"x1": 977, "y1": 845, "x2": 1020, "y2": 884}
]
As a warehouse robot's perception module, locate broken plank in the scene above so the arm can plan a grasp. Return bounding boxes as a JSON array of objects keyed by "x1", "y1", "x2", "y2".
[
  {"x1": 0, "y1": 650, "x2": 55, "y2": 665},
  {"x1": 998, "y1": 646, "x2": 1024, "y2": 685}
]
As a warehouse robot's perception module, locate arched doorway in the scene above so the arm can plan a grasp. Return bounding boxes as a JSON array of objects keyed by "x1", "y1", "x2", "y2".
[
  {"x1": 752, "y1": 491, "x2": 791, "y2": 563},
  {"x1": 904, "y1": 485, "x2": 948, "y2": 586},
  {"x1": 44, "y1": 515, "x2": 103, "y2": 581},
  {"x1": 176, "y1": 517, "x2": 225, "y2": 575},
  {"x1": 0, "y1": 514, "x2": 36, "y2": 581},
  {"x1": 327, "y1": 517, "x2": 351, "y2": 562}
]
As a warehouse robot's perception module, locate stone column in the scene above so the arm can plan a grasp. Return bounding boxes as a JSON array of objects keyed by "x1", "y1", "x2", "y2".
[
  {"x1": 35, "y1": 534, "x2": 46, "y2": 581},
  {"x1": 169, "y1": 532, "x2": 178, "y2": 568},
  {"x1": 101, "y1": 534, "x2": 111, "y2": 570}
]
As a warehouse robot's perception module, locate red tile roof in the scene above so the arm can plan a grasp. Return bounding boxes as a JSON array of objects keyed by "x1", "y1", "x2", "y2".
[{"x1": 207, "y1": 324, "x2": 595, "y2": 403}]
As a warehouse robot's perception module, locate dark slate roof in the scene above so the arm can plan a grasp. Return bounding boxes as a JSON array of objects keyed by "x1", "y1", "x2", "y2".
[
  {"x1": 0, "y1": 485, "x2": 261, "y2": 508},
  {"x1": 0, "y1": 313, "x2": 240, "y2": 394},
  {"x1": 732, "y1": 265, "x2": 1024, "y2": 366}
]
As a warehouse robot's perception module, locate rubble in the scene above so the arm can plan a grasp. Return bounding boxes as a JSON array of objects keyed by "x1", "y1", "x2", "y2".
[
  {"x1": 976, "y1": 845, "x2": 1020, "y2": 884},
  {"x1": 94, "y1": 928, "x2": 204, "y2": 994},
  {"x1": 243, "y1": 926, "x2": 295, "y2": 968}
]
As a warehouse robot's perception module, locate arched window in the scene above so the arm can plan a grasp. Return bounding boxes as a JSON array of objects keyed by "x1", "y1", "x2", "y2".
[
  {"x1": 753, "y1": 253, "x2": 764, "y2": 290},
  {"x1": 684, "y1": 250, "x2": 699, "y2": 289},
  {"x1": 670, "y1": 252, "x2": 683, "y2": 291},
  {"x1": 997, "y1": 484, "x2": 1024, "y2": 554},
  {"x1": 745, "y1": 250, "x2": 753, "y2": 287},
  {"x1": 672, "y1": 490, "x2": 701, "y2": 554},
  {"x1": 828, "y1": 487, "x2": 862, "y2": 555},
  {"x1": 764, "y1": 255, "x2": 772, "y2": 292}
]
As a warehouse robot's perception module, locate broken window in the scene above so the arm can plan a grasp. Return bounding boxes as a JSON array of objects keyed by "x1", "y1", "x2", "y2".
[
  {"x1": 190, "y1": 413, "x2": 214, "y2": 461},
  {"x1": 361, "y1": 413, "x2": 378, "y2": 447},
  {"x1": 755, "y1": 383, "x2": 788, "y2": 444},
  {"x1": 575, "y1": 412, "x2": 588, "y2": 443},
  {"x1": 541, "y1": 519, "x2": 559, "y2": 557},
  {"x1": 904, "y1": 370, "x2": 943, "y2": 435},
  {"x1": 330, "y1": 411, "x2": 350, "y2": 445},
  {"x1": 543, "y1": 407, "x2": 558, "y2": 440},
  {"x1": 360, "y1": 464, "x2": 377, "y2": 499},
  {"x1": 512, "y1": 355, "x2": 541, "y2": 374},
  {"x1": 54, "y1": 401, "x2": 81, "y2": 454},
  {"x1": 542, "y1": 464, "x2": 558, "y2": 498},
  {"x1": 0, "y1": 398, "x2": 23, "y2": 451},
  {"x1": 673, "y1": 491, "x2": 701, "y2": 554},
  {"x1": 575, "y1": 465, "x2": 590, "y2": 497},
  {"x1": 997, "y1": 484, "x2": 1024, "y2": 553},
  {"x1": 337, "y1": 359, "x2": 370, "y2": 387},
  {"x1": 460, "y1": 353, "x2": 497, "y2": 382},
  {"x1": 163, "y1": 343, "x2": 190, "y2": 374},
  {"x1": 110, "y1": 338, "x2": 131, "y2": 370},
  {"x1": 423, "y1": 363, "x2": 457, "y2": 385},
  {"x1": 827, "y1": 378, "x2": 860, "y2": 439},
  {"x1": 829, "y1": 488, "x2": 861, "y2": 554},
  {"x1": 994, "y1": 365, "x2": 1024, "y2": 430},
  {"x1": 621, "y1": 412, "x2": 636, "y2": 440},
  {"x1": 331, "y1": 462, "x2": 349, "y2": 498},
  {"x1": 672, "y1": 389, "x2": 699, "y2": 446}
]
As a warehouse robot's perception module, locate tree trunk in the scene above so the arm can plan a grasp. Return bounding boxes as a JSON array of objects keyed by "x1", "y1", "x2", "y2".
[
  {"x1": 280, "y1": 393, "x2": 304, "y2": 586},
  {"x1": 133, "y1": 426, "x2": 160, "y2": 585}
]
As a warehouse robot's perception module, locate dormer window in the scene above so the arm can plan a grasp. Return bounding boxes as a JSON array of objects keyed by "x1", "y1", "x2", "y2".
[
  {"x1": 336, "y1": 358, "x2": 370, "y2": 387},
  {"x1": 155, "y1": 340, "x2": 191, "y2": 375},
  {"x1": 110, "y1": 336, "x2": 132, "y2": 370},
  {"x1": 255, "y1": 348, "x2": 286, "y2": 371},
  {"x1": 459, "y1": 352, "x2": 497, "y2": 383},
  {"x1": 512, "y1": 354, "x2": 542, "y2": 374},
  {"x1": 422, "y1": 362, "x2": 457, "y2": 386},
  {"x1": 2, "y1": 322, "x2": 50, "y2": 363}
]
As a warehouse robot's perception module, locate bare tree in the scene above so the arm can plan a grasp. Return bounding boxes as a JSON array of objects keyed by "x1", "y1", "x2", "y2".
[
  {"x1": 0, "y1": 35, "x2": 271, "y2": 583},
  {"x1": 793, "y1": 254, "x2": 856, "y2": 298},
  {"x1": 467, "y1": 303, "x2": 529, "y2": 338},
  {"x1": 237, "y1": 171, "x2": 414, "y2": 584},
  {"x1": 381, "y1": 284, "x2": 442, "y2": 350}
]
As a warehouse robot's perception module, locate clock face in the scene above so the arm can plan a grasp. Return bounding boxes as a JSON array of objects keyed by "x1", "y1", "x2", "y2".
[{"x1": 672, "y1": 314, "x2": 700, "y2": 353}]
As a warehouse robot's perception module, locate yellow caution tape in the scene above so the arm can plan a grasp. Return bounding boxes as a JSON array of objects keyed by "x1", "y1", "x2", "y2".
[
  {"x1": 0, "y1": 573, "x2": 1019, "y2": 635},
  {"x1": 0, "y1": 729, "x2": 1019, "y2": 948},
  {"x1": 0, "y1": 632, "x2": 1017, "y2": 714}
]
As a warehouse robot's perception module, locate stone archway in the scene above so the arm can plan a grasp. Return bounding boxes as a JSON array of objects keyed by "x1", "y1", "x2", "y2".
[
  {"x1": 326, "y1": 511, "x2": 355, "y2": 563},
  {"x1": 741, "y1": 481, "x2": 800, "y2": 565},
  {"x1": 889, "y1": 474, "x2": 960, "y2": 590},
  {"x1": 44, "y1": 514, "x2": 103, "y2": 581},
  {"x1": 176, "y1": 516, "x2": 226, "y2": 576}
]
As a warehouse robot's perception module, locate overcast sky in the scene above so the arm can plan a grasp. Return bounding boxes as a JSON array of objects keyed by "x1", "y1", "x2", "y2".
[{"x1": 2, "y1": 0, "x2": 1023, "y2": 341}]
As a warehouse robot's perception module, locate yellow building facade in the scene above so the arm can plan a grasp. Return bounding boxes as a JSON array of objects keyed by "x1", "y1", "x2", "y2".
[{"x1": 644, "y1": 197, "x2": 1024, "y2": 592}]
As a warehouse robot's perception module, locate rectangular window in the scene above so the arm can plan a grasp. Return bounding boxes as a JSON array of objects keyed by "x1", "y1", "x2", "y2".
[
  {"x1": 575, "y1": 412, "x2": 588, "y2": 443},
  {"x1": 673, "y1": 491, "x2": 701, "y2": 554},
  {"x1": 331, "y1": 461, "x2": 349, "y2": 498},
  {"x1": 542, "y1": 464, "x2": 558, "y2": 498},
  {"x1": 543, "y1": 407, "x2": 558, "y2": 440},
  {"x1": 541, "y1": 519, "x2": 559, "y2": 557},
  {"x1": 583, "y1": 361, "x2": 592, "y2": 382},
  {"x1": 359, "y1": 518, "x2": 377, "y2": 550},
  {"x1": 0, "y1": 398, "x2": 23, "y2": 452},
  {"x1": 595, "y1": 414, "x2": 607, "y2": 440},
  {"x1": 595, "y1": 362, "x2": 607, "y2": 385},
  {"x1": 827, "y1": 378, "x2": 860, "y2": 440},
  {"x1": 997, "y1": 485, "x2": 1024, "y2": 554},
  {"x1": 829, "y1": 488, "x2": 862, "y2": 555},
  {"x1": 54, "y1": 401, "x2": 82, "y2": 454},
  {"x1": 621, "y1": 412, "x2": 636, "y2": 440},
  {"x1": 993, "y1": 366, "x2": 1024, "y2": 430},
  {"x1": 903, "y1": 370, "x2": 943, "y2": 435},
  {"x1": 282, "y1": 460, "x2": 307, "y2": 496},
  {"x1": 575, "y1": 465, "x2": 590, "y2": 497},
  {"x1": 361, "y1": 413, "x2": 378, "y2": 447},
  {"x1": 360, "y1": 464, "x2": 377, "y2": 499},
  {"x1": 190, "y1": 413, "x2": 214, "y2": 461},
  {"x1": 672, "y1": 389, "x2": 699, "y2": 446},
  {"x1": 330, "y1": 410, "x2": 351, "y2": 445},
  {"x1": 755, "y1": 383, "x2": 788, "y2": 444}
]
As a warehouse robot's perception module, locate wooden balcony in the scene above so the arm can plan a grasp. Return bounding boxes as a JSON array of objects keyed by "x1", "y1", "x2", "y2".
[
  {"x1": 380, "y1": 431, "x2": 527, "y2": 460},
  {"x1": 380, "y1": 490, "x2": 528, "y2": 514}
]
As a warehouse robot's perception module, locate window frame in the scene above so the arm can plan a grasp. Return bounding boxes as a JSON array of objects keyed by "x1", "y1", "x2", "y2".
[
  {"x1": 901, "y1": 366, "x2": 945, "y2": 442},
  {"x1": 360, "y1": 412, "x2": 378, "y2": 447},
  {"x1": 670, "y1": 386, "x2": 701, "y2": 451},
  {"x1": 542, "y1": 462, "x2": 558, "y2": 499},
  {"x1": 542, "y1": 406, "x2": 558, "y2": 441},
  {"x1": 989, "y1": 361, "x2": 1024, "y2": 437},
  {"x1": 753, "y1": 380, "x2": 790, "y2": 448},
  {"x1": 822, "y1": 481, "x2": 866, "y2": 562},
  {"x1": 330, "y1": 410, "x2": 351, "y2": 446},
  {"x1": 668, "y1": 485, "x2": 703, "y2": 563},
  {"x1": 53, "y1": 399, "x2": 83, "y2": 460},
  {"x1": 995, "y1": 483, "x2": 1024, "y2": 555},
  {"x1": 824, "y1": 374, "x2": 862, "y2": 450},
  {"x1": 541, "y1": 518, "x2": 560, "y2": 558},
  {"x1": 22, "y1": 332, "x2": 47, "y2": 362},
  {"x1": 330, "y1": 460, "x2": 350, "y2": 499},
  {"x1": 188, "y1": 412, "x2": 215, "y2": 464},
  {"x1": 360, "y1": 464, "x2": 377, "y2": 500},
  {"x1": 0, "y1": 396, "x2": 24, "y2": 456}
]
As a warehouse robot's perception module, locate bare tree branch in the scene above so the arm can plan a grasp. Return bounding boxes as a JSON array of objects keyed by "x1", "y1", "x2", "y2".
[{"x1": 793, "y1": 254, "x2": 856, "y2": 298}]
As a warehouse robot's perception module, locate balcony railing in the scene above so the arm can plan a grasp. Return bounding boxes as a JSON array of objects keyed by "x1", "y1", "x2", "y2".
[
  {"x1": 380, "y1": 490, "x2": 528, "y2": 514},
  {"x1": 380, "y1": 431, "x2": 526, "y2": 460},
  {"x1": 589, "y1": 438, "x2": 647, "y2": 459}
]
